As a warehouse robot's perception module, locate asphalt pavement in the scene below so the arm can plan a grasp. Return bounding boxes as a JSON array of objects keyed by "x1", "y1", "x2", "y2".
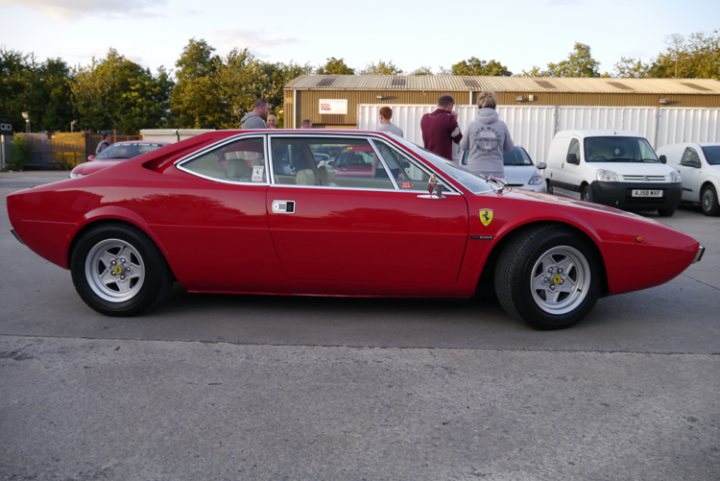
[{"x1": 1, "y1": 171, "x2": 719, "y2": 481}]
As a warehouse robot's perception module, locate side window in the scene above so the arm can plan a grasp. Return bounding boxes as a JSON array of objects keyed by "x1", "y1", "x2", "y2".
[
  {"x1": 270, "y1": 137, "x2": 395, "y2": 190},
  {"x1": 681, "y1": 147, "x2": 700, "y2": 167},
  {"x1": 180, "y1": 137, "x2": 267, "y2": 183},
  {"x1": 568, "y1": 138, "x2": 580, "y2": 160},
  {"x1": 373, "y1": 140, "x2": 442, "y2": 192}
]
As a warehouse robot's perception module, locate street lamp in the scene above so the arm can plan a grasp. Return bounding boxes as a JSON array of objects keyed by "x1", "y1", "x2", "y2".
[
  {"x1": 70, "y1": 120, "x2": 78, "y2": 132},
  {"x1": 21, "y1": 112, "x2": 30, "y2": 133}
]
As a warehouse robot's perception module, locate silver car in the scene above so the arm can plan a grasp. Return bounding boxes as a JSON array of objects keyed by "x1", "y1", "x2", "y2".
[{"x1": 461, "y1": 146, "x2": 546, "y2": 192}]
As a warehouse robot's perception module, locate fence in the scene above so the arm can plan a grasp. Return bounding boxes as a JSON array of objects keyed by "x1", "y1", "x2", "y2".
[
  {"x1": 357, "y1": 105, "x2": 720, "y2": 162},
  {"x1": 3, "y1": 132, "x2": 140, "y2": 170}
]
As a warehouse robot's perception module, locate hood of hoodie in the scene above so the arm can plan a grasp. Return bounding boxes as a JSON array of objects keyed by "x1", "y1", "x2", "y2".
[
  {"x1": 477, "y1": 108, "x2": 499, "y2": 124},
  {"x1": 241, "y1": 111, "x2": 260, "y2": 122}
]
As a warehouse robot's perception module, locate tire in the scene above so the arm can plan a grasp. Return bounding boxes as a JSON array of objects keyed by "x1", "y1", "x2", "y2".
[
  {"x1": 700, "y1": 185, "x2": 720, "y2": 216},
  {"x1": 657, "y1": 207, "x2": 676, "y2": 217},
  {"x1": 580, "y1": 184, "x2": 593, "y2": 202},
  {"x1": 494, "y1": 226, "x2": 601, "y2": 330},
  {"x1": 70, "y1": 224, "x2": 173, "y2": 316},
  {"x1": 546, "y1": 180, "x2": 554, "y2": 194}
]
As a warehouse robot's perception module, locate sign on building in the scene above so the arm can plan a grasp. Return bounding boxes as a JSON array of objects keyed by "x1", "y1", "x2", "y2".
[
  {"x1": 0, "y1": 118, "x2": 13, "y2": 136},
  {"x1": 319, "y1": 99, "x2": 348, "y2": 115}
]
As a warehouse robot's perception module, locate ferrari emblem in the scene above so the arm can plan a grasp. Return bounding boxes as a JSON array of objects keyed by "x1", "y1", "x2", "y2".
[
  {"x1": 112, "y1": 265, "x2": 124, "y2": 276},
  {"x1": 479, "y1": 209, "x2": 494, "y2": 227}
]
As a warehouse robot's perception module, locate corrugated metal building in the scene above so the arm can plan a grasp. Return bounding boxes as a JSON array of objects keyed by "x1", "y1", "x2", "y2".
[{"x1": 284, "y1": 75, "x2": 720, "y2": 128}]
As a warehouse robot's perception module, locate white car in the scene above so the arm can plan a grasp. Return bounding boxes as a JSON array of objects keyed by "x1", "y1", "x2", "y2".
[
  {"x1": 656, "y1": 143, "x2": 720, "y2": 216},
  {"x1": 461, "y1": 146, "x2": 546, "y2": 192}
]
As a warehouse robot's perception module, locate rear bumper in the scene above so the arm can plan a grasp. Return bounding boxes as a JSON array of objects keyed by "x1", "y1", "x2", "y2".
[{"x1": 590, "y1": 181, "x2": 682, "y2": 211}]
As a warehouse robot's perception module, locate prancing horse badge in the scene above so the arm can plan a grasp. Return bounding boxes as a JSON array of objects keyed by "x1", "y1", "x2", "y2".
[{"x1": 479, "y1": 209, "x2": 494, "y2": 227}]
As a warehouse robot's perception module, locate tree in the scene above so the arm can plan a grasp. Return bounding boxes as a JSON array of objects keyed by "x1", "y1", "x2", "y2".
[
  {"x1": 316, "y1": 57, "x2": 355, "y2": 75},
  {"x1": 451, "y1": 57, "x2": 512, "y2": 76},
  {"x1": 545, "y1": 42, "x2": 601, "y2": 77},
  {"x1": 411, "y1": 66, "x2": 434, "y2": 76},
  {"x1": 360, "y1": 60, "x2": 403, "y2": 75},
  {"x1": 70, "y1": 49, "x2": 172, "y2": 133},
  {"x1": 614, "y1": 57, "x2": 650, "y2": 78},
  {"x1": 648, "y1": 30, "x2": 720, "y2": 79},
  {"x1": 170, "y1": 39, "x2": 224, "y2": 128}
]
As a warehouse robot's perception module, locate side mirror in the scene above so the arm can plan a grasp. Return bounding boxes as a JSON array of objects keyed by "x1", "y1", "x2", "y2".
[
  {"x1": 659, "y1": 155, "x2": 667, "y2": 164},
  {"x1": 536, "y1": 161, "x2": 547, "y2": 170},
  {"x1": 566, "y1": 153, "x2": 579, "y2": 165},
  {"x1": 87, "y1": 155, "x2": 95, "y2": 162}
]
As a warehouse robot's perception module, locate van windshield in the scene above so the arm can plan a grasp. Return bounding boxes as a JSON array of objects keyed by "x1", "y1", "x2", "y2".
[{"x1": 584, "y1": 137, "x2": 659, "y2": 163}]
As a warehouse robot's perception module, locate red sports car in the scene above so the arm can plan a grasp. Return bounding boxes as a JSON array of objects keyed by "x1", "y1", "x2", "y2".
[
  {"x1": 69, "y1": 141, "x2": 169, "y2": 178},
  {"x1": 7, "y1": 130, "x2": 704, "y2": 329}
]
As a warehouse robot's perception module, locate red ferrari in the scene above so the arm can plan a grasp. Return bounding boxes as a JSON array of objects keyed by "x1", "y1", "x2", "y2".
[{"x1": 7, "y1": 130, "x2": 704, "y2": 329}]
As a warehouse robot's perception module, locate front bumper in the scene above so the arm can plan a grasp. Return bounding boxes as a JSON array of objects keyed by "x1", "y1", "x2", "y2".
[{"x1": 590, "y1": 181, "x2": 682, "y2": 211}]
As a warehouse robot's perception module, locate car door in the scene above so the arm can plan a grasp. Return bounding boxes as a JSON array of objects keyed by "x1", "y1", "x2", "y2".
[
  {"x1": 679, "y1": 146, "x2": 703, "y2": 202},
  {"x1": 266, "y1": 134, "x2": 469, "y2": 294},
  {"x1": 555, "y1": 137, "x2": 582, "y2": 195},
  {"x1": 160, "y1": 135, "x2": 284, "y2": 291}
]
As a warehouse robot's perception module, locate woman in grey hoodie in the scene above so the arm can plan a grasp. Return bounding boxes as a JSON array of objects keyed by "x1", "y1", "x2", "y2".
[{"x1": 460, "y1": 91, "x2": 514, "y2": 179}]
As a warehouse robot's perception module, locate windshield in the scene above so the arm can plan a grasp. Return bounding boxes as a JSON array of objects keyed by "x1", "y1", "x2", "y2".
[
  {"x1": 701, "y1": 146, "x2": 720, "y2": 165},
  {"x1": 394, "y1": 137, "x2": 493, "y2": 194},
  {"x1": 95, "y1": 143, "x2": 165, "y2": 160},
  {"x1": 503, "y1": 147, "x2": 533, "y2": 166},
  {"x1": 583, "y1": 136, "x2": 659, "y2": 163}
]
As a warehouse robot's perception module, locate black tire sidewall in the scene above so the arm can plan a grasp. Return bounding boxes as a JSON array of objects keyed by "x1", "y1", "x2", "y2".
[
  {"x1": 70, "y1": 224, "x2": 170, "y2": 316},
  {"x1": 701, "y1": 185, "x2": 719, "y2": 216},
  {"x1": 496, "y1": 227, "x2": 600, "y2": 330}
]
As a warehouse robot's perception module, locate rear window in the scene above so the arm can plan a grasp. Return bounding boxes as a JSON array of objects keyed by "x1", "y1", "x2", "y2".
[
  {"x1": 583, "y1": 137, "x2": 658, "y2": 163},
  {"x1": 96, "y1": 143, "x2": 165, "y2": 160}
]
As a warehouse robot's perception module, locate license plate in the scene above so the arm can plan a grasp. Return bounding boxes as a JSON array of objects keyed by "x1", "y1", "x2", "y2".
[{"x1": 631, "y1": 189, "x2": 663, "y2": 198}]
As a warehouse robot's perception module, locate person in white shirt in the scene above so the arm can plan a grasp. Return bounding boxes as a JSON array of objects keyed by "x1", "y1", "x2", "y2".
[{"x1": 377, "y1": 106, "x2": 403, "y2": 138}]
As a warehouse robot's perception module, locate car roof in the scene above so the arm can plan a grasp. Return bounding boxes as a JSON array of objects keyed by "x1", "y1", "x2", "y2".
[{"x1": 556, "y1": 129, "x2": 644, "y2": 138}]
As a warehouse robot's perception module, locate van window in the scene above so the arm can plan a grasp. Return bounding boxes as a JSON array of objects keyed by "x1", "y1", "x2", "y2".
[
  {"x1": 568, "y1": 139, "x2": 580, "y2": 158},
  {"x1": 583, "y1": 137, "x2": 658, "y2": 163},
  {"x1": 701, "y1": 146, "x2": 720, "y2": 166}
]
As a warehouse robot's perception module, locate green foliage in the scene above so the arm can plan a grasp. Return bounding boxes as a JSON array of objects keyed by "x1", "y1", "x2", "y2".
[
  {"x1": 360, "y1": 60, "x2": 403, "y2": 75},
  {"x1": 545, "y1": 43, "x2": 600, "y2": 77},
  {"x1": 451, "y1": 57, "x2": 512, "y2": 76},
  {"x1": 411, "y1": 66, "x2": 434, "y2": 76},
  {"x1": 316, "y1": 57, "x2": 355, "y2": 75},
  {"x1": 70, "y1": 49, "x2": 173, "y2": 134},
  {"x1": 0, "y1": 49, "x2": 76, "y2": 132},
  {"x1": 8, "y1": 134, "x2": 33, "y2": 171},
  {"x1": 614, "y1": 57, "x2": 651, "y2": 78},
  {"x1": 648, "y1": 30, "x2": 720, "y2": 79}
]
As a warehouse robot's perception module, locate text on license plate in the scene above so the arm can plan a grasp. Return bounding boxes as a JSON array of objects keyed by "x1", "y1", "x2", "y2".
[{"x1": 631, "y1": 189, "x2": 663, "y2": 198}]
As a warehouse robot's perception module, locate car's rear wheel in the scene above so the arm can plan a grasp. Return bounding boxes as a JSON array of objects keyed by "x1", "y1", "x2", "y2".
[
  {"x1": 71, "y1": 224, "x2": 173, "y2": 316},
  {"x1": 700, "y1": 185, "x2": 719, "y2": 216},
  {"x1": 494, "y1": 226, "x2": 600, "y2": 330}
]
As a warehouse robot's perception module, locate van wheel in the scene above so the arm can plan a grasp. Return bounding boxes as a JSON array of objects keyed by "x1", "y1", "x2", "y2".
[
  {"x1": 494, "y1": 226, "x2": 600, "y2": 330},
  {"x1": 70, "y1": 224, "x2": 173, "y2": 316},
  {"x1": 700, "y1": 185, "x2": 720, "y2": 216},
  {"x1": 580, "y1": 185, "x2": 593, "y2": 202},
  {"x1": 658, "y1": 207, "x2": 676, "y2": 217},
  {"x1": 546, "y1": 180, "x2": 554, "y2": 194}
]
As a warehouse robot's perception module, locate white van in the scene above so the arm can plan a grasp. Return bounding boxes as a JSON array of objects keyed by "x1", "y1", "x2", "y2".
[{"x1": 544, "y1": 130, "x2": 682, "y2": 216}]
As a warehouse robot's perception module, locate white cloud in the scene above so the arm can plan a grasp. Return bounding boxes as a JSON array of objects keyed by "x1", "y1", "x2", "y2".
[
  {"x1": 216, "y1": 28, "x2": 298, "y2": 49},
  {"x1": 0, "y1": 0, "x2": 166, "y2": 20}
]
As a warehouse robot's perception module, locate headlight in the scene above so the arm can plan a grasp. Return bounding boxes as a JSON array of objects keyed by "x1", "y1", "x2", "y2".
[
  {"x1": 596, "y1": 169, "x2": 619, "y2": 182},
  {"x1": 669, "y1": 170, "x2": 681, "y2": 182},
  {"x1": 528, "y1": 174, "x2": 544, "y2": 185}
]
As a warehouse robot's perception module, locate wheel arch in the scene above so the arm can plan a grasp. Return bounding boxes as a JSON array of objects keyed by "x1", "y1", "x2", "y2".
[
  {"x1": 475, "y1": 220, "x2": 609, "y2": 298},
  {"x1": 67, "y1": 216, "x2": 176, "y2": 282}
]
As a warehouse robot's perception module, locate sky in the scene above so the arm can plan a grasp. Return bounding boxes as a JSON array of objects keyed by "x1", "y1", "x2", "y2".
[{"x1": 0, "y1": 0, "x2": 718, "y2": 77}]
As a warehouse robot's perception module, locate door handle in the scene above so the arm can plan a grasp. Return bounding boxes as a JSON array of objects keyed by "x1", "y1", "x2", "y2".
[{"x1": 272, "y1": 200, "x2": 295, "y2": 214}]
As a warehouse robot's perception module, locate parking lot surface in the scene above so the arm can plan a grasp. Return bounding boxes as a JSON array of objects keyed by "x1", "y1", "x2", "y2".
[{"x1": 1, "y1": 171, "x2": 719, "y2": 481}]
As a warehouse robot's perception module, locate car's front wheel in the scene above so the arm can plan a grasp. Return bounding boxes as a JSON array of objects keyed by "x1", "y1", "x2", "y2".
[
  {"x1": 494, "y1": 226, "x2": 601, "y2": 330},
  {"x1": 700, "y1": 184, "x2": 720, "y2": 216},
  {"x1": 70, "y1": 224, "x2": 173, "y2": 316}
]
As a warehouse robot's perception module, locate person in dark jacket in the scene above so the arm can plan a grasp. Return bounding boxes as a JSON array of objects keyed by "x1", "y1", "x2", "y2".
[{"x1": 420, "y1": 95, "x2": 462, "y2": 160}]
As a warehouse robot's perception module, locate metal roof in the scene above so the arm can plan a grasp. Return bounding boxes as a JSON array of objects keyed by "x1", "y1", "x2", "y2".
[{"x1": 286, "y1": 75, "x2": 720, "y2": 95}]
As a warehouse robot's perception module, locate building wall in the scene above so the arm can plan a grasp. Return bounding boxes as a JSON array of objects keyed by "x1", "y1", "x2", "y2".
[{"x1": 286, "y1": 88, "x2": 720, "y2": 128}]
